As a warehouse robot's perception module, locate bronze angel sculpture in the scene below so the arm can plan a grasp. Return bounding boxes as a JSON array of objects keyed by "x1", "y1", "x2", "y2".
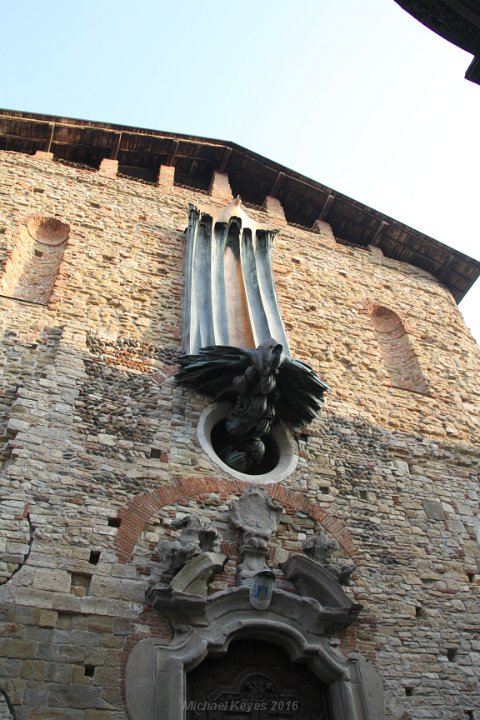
[{"x1": 176, "y1": 339, "x2": 329, "y2": 473}]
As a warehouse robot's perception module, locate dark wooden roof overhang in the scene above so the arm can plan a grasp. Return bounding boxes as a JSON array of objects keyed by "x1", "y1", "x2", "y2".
[
  {"x1": 395, "y1": 0, "x2": 480, "y2": 84},
  {"x1": 0, "y1": 109, "x2": 479, "y2": 302}
]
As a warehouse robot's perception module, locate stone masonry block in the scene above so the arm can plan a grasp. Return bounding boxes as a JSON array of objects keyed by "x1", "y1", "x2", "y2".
[
  {"x1": 157, "y1": 164, "x2": 175, "y2": 188},
  {"x1": 262, "y1": 195, "x2": 287, "y2": 225},
  {"x1": 38, "y1": 610, "x2": 58, "y2": 628},
  {"x1": 45, "y1": 662, "x2": 74, "y2": 683},
  {"x1": 30, "y1": 709, "x2": 84, "y2": 720},
  {"x1": 89, "y1": 576, "x2": 146, "y2": 602},
  {"x1": 48, "y1": 683, "x2": 104, "y2": 709},
  {"x1": 423, "y1": 499, "x2": 445, "y2": 521},
  {"x1": 33, "y1": 568, "x2": 71, "y2": 593},
  {"x1": 209, "y1": 171, "x2": 233, "y2": 202},
  {"x1": 98, "y1": 159, "x2": 118, "y2": 178},
  {"x1": 0, "y1": 639, "x2": 36, "y2": 659},
  {"x1": 34, "y1": 151, "x2": 54, "y2": 161},
  {"x1": 20, "y1": 659, "x2": 45, "y2": 680}
]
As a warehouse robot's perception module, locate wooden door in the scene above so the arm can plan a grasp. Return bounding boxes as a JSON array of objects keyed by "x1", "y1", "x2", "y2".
[{"x1": 186, "y1": 640, "x2": 330, "y2": 720}]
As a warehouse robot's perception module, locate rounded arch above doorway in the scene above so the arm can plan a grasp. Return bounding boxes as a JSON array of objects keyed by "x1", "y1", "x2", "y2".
[
  {"x1": 126, "y1": 586, "x2": 384, "y2": 720},
  {"x1": 187, "y1": 638, "x2": 330, "y2": 719}
]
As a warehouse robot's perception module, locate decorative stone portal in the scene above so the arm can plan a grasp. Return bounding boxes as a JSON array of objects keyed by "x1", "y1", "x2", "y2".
[
  {"x1": 187, "y1": 639, "x2": 330, "y2": 719},
  {"x1": 126, "y1": 488, "x2": 383, "y2": 720},
  {"x1": 125, "y1": 588, "x2": 384, "y2": 720}
]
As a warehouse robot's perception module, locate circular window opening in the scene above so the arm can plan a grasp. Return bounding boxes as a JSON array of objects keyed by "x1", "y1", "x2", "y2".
[
  {"x1": 211, "y1": 419, "x2": 280, "y2": 476},
  {"x1": 198, "y1": 403, "x2": 298, "y2": 485}
]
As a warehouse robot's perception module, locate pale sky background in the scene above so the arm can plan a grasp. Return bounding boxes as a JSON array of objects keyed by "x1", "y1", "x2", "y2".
[{"x1": 1, "y1": 0, "x2": 479, "y2": 343}]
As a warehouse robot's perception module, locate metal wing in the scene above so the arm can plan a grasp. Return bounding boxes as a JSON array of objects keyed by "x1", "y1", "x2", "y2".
[
  {"x1": 175, "y1": 345, "x2": 251, "y2": 399},
  {"x1": 275, "y1": 358, "x2": 329, "y2": 426}
]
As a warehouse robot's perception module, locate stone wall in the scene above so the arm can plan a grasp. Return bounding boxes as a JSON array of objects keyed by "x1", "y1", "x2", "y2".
[{"x1": 0, "y1": 150, "x2": 478, "y2": 719}]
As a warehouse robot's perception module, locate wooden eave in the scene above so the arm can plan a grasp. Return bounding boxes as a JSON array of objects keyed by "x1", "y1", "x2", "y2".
[
  {"x1": 0, "y1": 109, "x2": 479, "y2": 302},
  {"x1": 394, "y1": 0, "x2": 480, "y2": 84}
]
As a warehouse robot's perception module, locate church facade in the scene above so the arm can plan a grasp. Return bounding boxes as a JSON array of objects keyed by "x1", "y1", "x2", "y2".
[{"x1": 0, "y1": 110, "x2": 479, "y2": 720}]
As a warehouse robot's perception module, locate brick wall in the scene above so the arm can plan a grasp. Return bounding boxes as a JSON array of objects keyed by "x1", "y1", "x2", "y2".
[{"x1": 0, "y1": 150, "x2": 478, "y2": 720}]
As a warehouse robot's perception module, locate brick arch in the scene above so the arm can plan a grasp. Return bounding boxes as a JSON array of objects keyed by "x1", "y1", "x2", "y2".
[
  {"x1": 369, "y1": 302, "x2": 428, "y2": 393},
  {"x1": 116, "y1": 476, "x2": 360, "y2": 564}
]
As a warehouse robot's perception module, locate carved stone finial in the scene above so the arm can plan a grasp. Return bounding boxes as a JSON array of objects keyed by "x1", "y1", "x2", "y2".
[
  {"x1": 152, "y1": 514, "x2": 220, "y2": 586},
  {"x1": 303, "y1": 533, "x2": 356, "y2": 586},
  {"x1": 229, "y1": 487, "x2": 282, "y2": 586}
]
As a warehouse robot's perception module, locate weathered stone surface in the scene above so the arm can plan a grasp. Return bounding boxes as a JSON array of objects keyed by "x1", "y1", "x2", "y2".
[
  {"x1": 0, "y1": 149, "x2": 478, "y2": 720},
  {"x1": 48, "y1": 684, "x2": 105, "y2": 709},
  {"x1": 423, "y1": 499, "x2": 446, "y2": 521}
]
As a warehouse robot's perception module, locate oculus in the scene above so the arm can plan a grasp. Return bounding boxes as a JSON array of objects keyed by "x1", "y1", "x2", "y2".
[{"x1": 176, "y1": 340, "x2": 328, "y2": 474}]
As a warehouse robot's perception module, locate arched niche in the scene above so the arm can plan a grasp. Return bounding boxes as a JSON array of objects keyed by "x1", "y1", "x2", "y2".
[
  {"x1": 0, "y1": 216, "x2": 69, "y2": 304},
  {"x1": 126, "y1": 587, "x2": 384, "y2": 720},
  {"x1": 370, "y1": 304, "x2": 428, "y2": 394}
]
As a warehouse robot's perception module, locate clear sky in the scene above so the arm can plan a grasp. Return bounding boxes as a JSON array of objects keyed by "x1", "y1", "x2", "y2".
[{"x1": 2, "y1": 0, "x2": 479, "y2": 342}]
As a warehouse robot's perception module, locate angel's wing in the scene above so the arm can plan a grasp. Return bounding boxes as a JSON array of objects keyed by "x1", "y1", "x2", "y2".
[
  {"x1": 175, "y1": 345, "x2": 251, "y2": 398},
  {"x1": 275, "y1": 358, "x2": 329, "y2": 426}
]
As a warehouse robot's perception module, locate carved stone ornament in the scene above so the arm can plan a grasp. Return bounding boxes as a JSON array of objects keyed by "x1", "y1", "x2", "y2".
[
  {"x1": 146, "y1": 514, "x2": 227, "y2": 618},
  {"x1": 176, "y1": 340, "x2": 328, "y2": 473},
  {"x1": 229, "y1": 487, "x2": 282, "y2": 586},
  {"x1": 133, "y1": 501, "x2": 383, "y2": 720},
  {"x1": 281, "y1": 531, "x2": 361, "y2": 624},
  {"x1": 126, "y1": 587, "x2": 385, "y2": 720},
  {"x1": 150, "y1": 514, "x2": 221, "y2": 586},
  {"x1": 303, "y1": 532, "x2": 357, "y2": 585}
]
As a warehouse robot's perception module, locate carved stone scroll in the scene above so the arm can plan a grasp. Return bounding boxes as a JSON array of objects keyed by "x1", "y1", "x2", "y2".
[
  {"x1": 282, "y1": 531, "x2": 361, "y2": 625},
  {"x1": 303, "y1": 532, "x2": 356, "y2": 585},
  {"x1": 150, "y1": 514, "x2": 221, "y2": 587},
  {"x1": 147, "y1": 515, "x2": 226, "y2": 610}
]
